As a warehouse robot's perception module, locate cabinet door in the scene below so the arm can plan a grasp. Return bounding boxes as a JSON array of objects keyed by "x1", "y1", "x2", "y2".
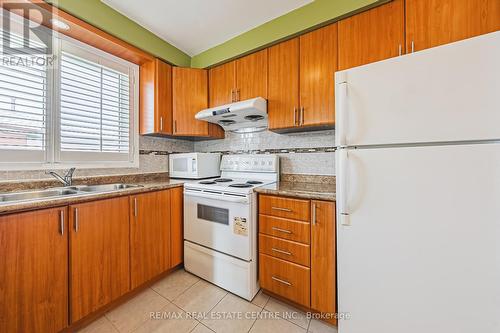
[
  {"x1": 139, "y1": 59, "x2": 172, "y2": 135},
  {"x1": 0, "y1": 207, "x2": 68, "y2": 333},
  {"x1": 268, "y1": 38, "x2": 300, "y2": 130},
  {"x1": 170, "y1": 186, "x2": 183, "y2": 267},
  {"x1": 299, "y1": 23, "x2": 337, "y2": 127},
  {"x1": 209, "y1": 61, "x2": 236, "y2": 107},
  {"x1": 236, "y1": 49, "x2": 268, "y2": 101},
  {"x1": 406, "y1": 0, "x2": 500, "y2": 52},
  {"x1": 69, "y1": 197, "x2": 130, "y2": 322},
  {"x1": 310, "y1": 200, "x2": 336, "y2": 324},
  {"x1": 338, "y1": 0, "x2": 405, "y2": 70},
  {"x1": 130, "y1": 190, "x2": 171, "y2": 288}
]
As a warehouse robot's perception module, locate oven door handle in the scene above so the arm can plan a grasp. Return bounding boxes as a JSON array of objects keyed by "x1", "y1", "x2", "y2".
[{"x1": 184, "y1": 190, "x2": 250, "y2": 204}]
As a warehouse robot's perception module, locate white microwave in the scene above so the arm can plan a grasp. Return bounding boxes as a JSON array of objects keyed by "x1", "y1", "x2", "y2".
[{"x1": 169, "y1": 153, "x2": 221, "y2": 179}]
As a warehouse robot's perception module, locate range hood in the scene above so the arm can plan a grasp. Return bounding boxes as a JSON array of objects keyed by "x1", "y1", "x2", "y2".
[{"x1": 195, "y1": 97, "x2": 267, "y2": 133}]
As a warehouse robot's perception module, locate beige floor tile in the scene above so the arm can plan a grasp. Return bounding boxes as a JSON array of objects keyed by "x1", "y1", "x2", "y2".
[
  {"x1": 105, "y1": 288, "x2": 169, "y2": 333},
  {"x1": 307, "y1": 319, "x2": 338, "y2": 333},
  {"x1": 173, "y1": 280, "x2": 227, "y2": 314},
  {"x1": 190, "y1": 323, "x2": 215, "y2": 333},
  {"x1": 152, "y1": 269, "x2": 200, "y2": 301},
  {"x1": 251, "y1": 289, "x2": 270, "y2": 308},
  {"x1": 264, "y1": 297, "x2": 310, "y2": 329},
  {"x1": 202, "y1": 293, "x2": 262, "y2": 333},
  {"x1": 249, "y1": 311, "x2": 306, "y2": 333},
  {"x1": 132, "y1": 302, "x2": 198, "y2": 333},
  {"x1": 78, "y1": 316, "x2": 118, "y2": 333}
]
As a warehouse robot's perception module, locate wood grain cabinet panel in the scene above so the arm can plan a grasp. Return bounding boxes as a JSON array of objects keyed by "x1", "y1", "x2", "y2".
[
  {"x1": 140, "y1": 59, "x2": 172, "y2": 135},
  {"x1": 406, "y1": 0, "x2": 500, "y2": 52},
  {"x1": 259, "y1": 214, "x2": 310, "y2": 244},
  {"x1": 311, "y1": 200, "x2": 336, "y2": 324},
  {"x1": 0, "y1": 207, "x2": 68, "y2": 333},
  {"x1": 268, "y1": 38, "x2": 300, "y2": 130},
  {"x1": 170, "y1": 186, "x2": 184, "y2": 267},
  {"x1": 259, "y1": 234, "x2": 310, "y2": 267},
  {"x1": 338, "y1": 0, "x2": 405, "y2": 70},
  {"x1": 69, "y1": 197, "x2": 130, "y2": 322},
  {"x1": 173, "y1": 67, "x2": 224, "y2": 138},
  {"x1": 209, "y1": 61, "x2": 236, "y2": 107},
  {"x1": 299, "y1": 23, "x2": 337, "y2": 127},
  {"x1": 130, "y1": 190, "x2": 171, "y2": 288},
  {"x1": 259, "y1": 194, "x2": 310, "y2": 221},
  {"x1": 259, "y1": 253, "x2": 311, "y2": 307},
  {"x1": 236, "y1": 49, "x2": 268, "y2": 101}
]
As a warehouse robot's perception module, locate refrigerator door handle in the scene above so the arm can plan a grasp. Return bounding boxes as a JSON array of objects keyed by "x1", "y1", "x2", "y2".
[
  {"x1": 336, "y1": 82, "x2": 348, "y2": 147},
  {"x1": 338, "y1": 149, "x2": 351, "y2": 226}
]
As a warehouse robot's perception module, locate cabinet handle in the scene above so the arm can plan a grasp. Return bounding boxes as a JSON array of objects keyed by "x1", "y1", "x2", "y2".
[
  {"x1": 74, "y1": 208, "x2": 79, "y2": 232},
  {"x1": 59, "y1": 210, "x2": 64, "y2": 235},
  {"x1": 411, "y1": 41, "x2": 415, "y2": 53},
  {"x1": 271, "y1": 226, "x2": 292, "y2": 234},
  {"x1": 312, "y1": 203, "x2": 317, "y2": 225},
  {"x1": 230, "y1": 89, "x2": 235, "y2": 102},
  {"x1": 271, "y1": 206, "x2": 292, "y2": 212},
  {"x1": 398, "y1": 44, "x2": 402, "y2": 56},
  {"x1": 272, "y1": 276, "x2": 292, "y2": 286},
  {"x1": 160, "y1": 116, "x2": 163, "y2": 131},
  {"x1": 300, "y1": 106, "x2": 304, "y2": 126},
  {"x1": 134, "y1": 198, "x2": 138, "y2": 218},
  {"x1": 272, "y1": 248, "x2": 292, "y2": 256},
  {"x1": 173, "y1": 120, "x2": 177, "y2": 133},
  {"x1": 236, "y1": 89, "x2": 240, "y2": 102}
]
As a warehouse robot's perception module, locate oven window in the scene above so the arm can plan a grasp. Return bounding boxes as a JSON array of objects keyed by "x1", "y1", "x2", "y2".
[
  {"x1": 197, "y1": 204, "x2": 229, "y2": 225},
  {"x1": 173, "y1": 158, "x2": 188, "y2": 172}
]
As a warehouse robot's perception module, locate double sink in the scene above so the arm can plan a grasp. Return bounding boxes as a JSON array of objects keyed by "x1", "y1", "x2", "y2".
[{"x1": 0, "y1": 183, "x2": 143, "y2": 204}]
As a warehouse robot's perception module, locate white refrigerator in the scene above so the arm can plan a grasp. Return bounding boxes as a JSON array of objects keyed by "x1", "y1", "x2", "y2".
[{"x1": 335, "y1": 31, "x2": 500, "y2": 333}]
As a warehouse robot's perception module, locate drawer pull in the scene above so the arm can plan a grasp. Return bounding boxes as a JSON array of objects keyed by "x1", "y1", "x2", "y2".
[
  {"x1": 271, "y1": 276, "x2": 292, "y2": 286},
  {"x1": 272, "y1": 206, "x2": 292, "y2": 212},
  {"x1": 271, "y1": 227, "x2": 292, "y2": 234},
  {"x1": 272, "y1": 248, "x2": 292, "y2": 256}
]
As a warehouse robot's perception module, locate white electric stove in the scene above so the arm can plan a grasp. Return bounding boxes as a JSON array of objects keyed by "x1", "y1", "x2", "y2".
[{"x1": 183, "y1": 154, "x2": 279, "y2": 300}]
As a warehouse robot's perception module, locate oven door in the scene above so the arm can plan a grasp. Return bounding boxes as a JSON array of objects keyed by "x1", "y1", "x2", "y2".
[{"x1": 184, "y1": 189, "x2": 252, "y2": 261}]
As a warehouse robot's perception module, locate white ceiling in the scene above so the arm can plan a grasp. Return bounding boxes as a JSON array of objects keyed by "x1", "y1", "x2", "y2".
[{"x1": 101, "y1": 0, "x2": 313, "y2": 56}]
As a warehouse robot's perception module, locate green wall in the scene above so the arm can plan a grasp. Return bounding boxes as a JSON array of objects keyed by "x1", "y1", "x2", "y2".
[
  {"x1": 191, "y1": 0, "x2": 386, "y2": 68},
  {"x1": 46, "y1": 0, "x2": 191, "y2": 66}
]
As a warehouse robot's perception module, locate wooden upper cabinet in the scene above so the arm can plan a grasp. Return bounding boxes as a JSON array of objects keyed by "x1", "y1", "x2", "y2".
[
  {"x1": 170, "y1": 186, "x2": 184, "y2": 267},
  {"x1": 310, "y1": 200, "x2": 337, "y2": 325},
  {"x1": 0, "y1": 207, "x2": 68, "y2": 333},
  {"x1": 338, "y1": 0, "x2": 405, "y2": 70},
  {"x1": 406, "y1": 0, "x2": 500, "y2": 52},
  {"x1": 140, "y1": 59, "x2": 172, "y2": 135},
  {"x1": 173, "y1": 67, "x2": 224, "y2": 138},
  {"x1": 69, "y1": 197, "x2": 130, "y2": 322},
  {"x1": 209, "y1": 61, "x2": 236, "y2": 107},
  {"x1": 299, "y1": 24, "x2": 337, "y2": 127},
  {"x1": 236, "y1": 49, "x2": 268, "y2": 101},
  {"x1": 268, "y1": 38, "x2": 300, "y2": 130},
  {"x1": 130, "y1": 190, "x2": 171, "y2": 288}
]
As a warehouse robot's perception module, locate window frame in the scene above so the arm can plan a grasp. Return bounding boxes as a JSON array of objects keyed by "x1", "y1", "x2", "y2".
[{"x1": 0, "y1": 15, "x2": 139, "y2": 171}]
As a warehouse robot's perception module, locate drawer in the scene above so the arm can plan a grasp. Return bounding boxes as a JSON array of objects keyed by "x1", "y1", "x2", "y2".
[
  {"x1": 259, "y1": 253, "x2": 310, "y2": 307},
  {"x1": 259, "y1": 214, "x2": 310, "y2": 244},
  {"x1": 259, "y1": 195, "x2": 310, "y2": 221},
  {"x1": 259, "y1": 234, "x2": 310, "y2": 267}
]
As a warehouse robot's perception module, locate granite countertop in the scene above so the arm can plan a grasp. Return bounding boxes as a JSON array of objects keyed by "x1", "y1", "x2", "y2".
[
  {"x1": 255, "y1": 181, "x2": 336, "y2": 201},
  {"x1": 0, "y1": 179, "x2": 184, "y2": 215}
]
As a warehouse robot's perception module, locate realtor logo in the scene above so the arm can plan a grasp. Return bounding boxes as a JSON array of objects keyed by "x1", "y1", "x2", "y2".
[{"x1": 1, "y1": 2, "x2": 53, "y2": 55}]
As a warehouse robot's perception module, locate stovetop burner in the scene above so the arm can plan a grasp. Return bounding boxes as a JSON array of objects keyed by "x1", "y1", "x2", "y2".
[
  {"x1": 214, "y1": 178, "x2": 233, "y2": 183},
  {"x1": 229, "y1": 183, "x2": 254, "y2": 188},
  {"x1": 246, "y1": 180, "x2": 263, "y2": 185},
  {"x1": 199, "y1": 180, "x2": 216, "y2": 185}
]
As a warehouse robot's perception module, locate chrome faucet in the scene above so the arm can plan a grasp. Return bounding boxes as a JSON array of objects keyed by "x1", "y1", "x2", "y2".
[{"x1": 46, "y1": 167, "x2": 76, "y2": 187}]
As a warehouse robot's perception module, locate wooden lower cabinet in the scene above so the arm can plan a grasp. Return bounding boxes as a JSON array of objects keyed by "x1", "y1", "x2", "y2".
[
  {"x1": 259, "y1": 195, "x2": 337, "y2": 324},
  {"x1": 170, "y1": 186, "x2": 184, "y2": 267},
  {"x1": 0, "y1": 207, "x2": 68, "y2": 333},
  {"x1": 69, "y1": 197, "x2": 130, "y2": 322},
  {"x1": 130, "y1": 190, "x2": 171, "y2": 288}
]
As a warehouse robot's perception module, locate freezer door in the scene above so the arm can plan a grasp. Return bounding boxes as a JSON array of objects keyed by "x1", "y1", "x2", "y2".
[
  {"x1": 335, "y1": 31, "x2": 500, "y2": 147},
  {"x1": 336, "y1": 143, "x2": 500, "y2": 333}
]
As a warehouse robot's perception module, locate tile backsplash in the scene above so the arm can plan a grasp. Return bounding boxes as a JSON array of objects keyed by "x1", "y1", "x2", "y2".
[{"x1": 0, "y1": 129, "x2": 335, "y2": 181}]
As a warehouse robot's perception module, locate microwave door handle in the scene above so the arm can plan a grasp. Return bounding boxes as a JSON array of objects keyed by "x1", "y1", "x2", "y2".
[{"x1": 191, "y1": 158, "x2": 197, "y2": 172}]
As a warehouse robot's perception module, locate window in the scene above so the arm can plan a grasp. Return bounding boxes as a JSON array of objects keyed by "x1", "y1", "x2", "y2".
[{"x1": 0, "y1": 11, "x2": 138, "y2": 170}]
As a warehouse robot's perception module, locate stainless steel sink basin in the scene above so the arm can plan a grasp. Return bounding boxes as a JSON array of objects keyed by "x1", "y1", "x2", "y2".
[
  {"x1": 0, "y1": 188, "x2": 79, "y2": 203},
  {"x1": 75, "y1": 183, "x2": 143, "y2": 193}
]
